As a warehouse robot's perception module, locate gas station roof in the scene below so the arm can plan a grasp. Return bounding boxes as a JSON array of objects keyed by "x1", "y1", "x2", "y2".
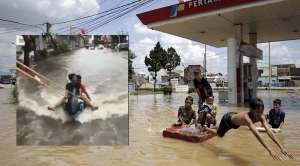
[{"x1": 137, "y1": 0, "x2": 300, "y2": 47}]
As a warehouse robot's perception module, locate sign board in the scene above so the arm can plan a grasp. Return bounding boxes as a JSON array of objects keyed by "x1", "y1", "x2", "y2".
[
  {"x1": 239, "y1": 44, "x2": 263, "y2": 60},
  {"x1": 137, "y1": 0, "x2": 264, "y2": 25},
  {"x1": 278, "y1": 76, "x2": 291, "y2": 80}
]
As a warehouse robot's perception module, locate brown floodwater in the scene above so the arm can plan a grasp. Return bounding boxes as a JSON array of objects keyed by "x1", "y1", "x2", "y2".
[{"x1": 1, "y1": 88, "x2": 300, "y2": 165}]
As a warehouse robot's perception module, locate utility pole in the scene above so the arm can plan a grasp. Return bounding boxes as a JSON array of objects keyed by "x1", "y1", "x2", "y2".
[
  {"x1": 269, "y1": 42, "x2": 271, "y2": 90},
  {"x1": 45, "y1": 22, "x2": 51, "y2": 35},
  {"x1": 204, "y1": 44, "x2": 207, "y2": 77}
]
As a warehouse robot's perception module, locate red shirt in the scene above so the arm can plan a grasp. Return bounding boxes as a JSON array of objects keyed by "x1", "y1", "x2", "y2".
[{"x1": 80, "y1": 84, "x2": 87, "y2": 94}]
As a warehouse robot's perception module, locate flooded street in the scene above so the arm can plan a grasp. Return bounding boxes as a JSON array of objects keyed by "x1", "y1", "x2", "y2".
[
  {"x1": 1, "y1": 88, "x2": 300, "y2": 165},
  {"x1": 17, "y1": 48, "x2": 128, "y2": 145}
]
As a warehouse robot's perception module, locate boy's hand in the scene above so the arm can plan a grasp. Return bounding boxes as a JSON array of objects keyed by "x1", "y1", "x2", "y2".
[{"x1": 281, "y1": 149, "x2": 294, "y2": 159}]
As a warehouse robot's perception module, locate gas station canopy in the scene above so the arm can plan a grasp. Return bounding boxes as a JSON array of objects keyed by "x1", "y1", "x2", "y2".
[{"x1": 137, "y1": 0, "x2": 300, "y2": 47}]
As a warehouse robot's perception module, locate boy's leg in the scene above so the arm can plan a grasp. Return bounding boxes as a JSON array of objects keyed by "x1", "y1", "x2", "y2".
[
  {"x1": 48, "y1": 97, "x2": 65, "y2": 111},
  {"x1": 80, "y1": 95, "x2": 98, "y2": 110},
  {"x1": 199, "y1": 111, "x2": 207, "y2": 126},
  {"x1": 206, "y1": 114, "x2": 215, "y2": 128}
]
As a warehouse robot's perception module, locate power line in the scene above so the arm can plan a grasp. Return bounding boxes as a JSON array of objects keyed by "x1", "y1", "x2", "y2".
[
  {"x1": 0, "y1": 26, "x2": 39, "y2": 35},
  {"x1": 55, "y1": 3, "x2": 133, "y2": 33},
  {"x1": 0, "y1": 18, "x2": 44, "y2": 32},
  {"x1": 87, "y1": 0, "x2": 154, "y2": 32},
  {"x1": 50, "y1": 0, "x2": 145, "y2": 25},
  {"x1": 55, "y1": 0, "x2": 149, "y2": 34}
]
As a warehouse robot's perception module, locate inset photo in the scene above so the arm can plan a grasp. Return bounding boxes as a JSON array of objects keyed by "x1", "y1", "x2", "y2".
[{"x1": 16, "y1": 35, "x2": 128, "y2": 145}]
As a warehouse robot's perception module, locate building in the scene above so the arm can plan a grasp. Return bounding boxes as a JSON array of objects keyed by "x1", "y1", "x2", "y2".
[
  {"x1": 275, "y1": 64, "x2": 296, "y2": 76},
  {"x1": 274, "y1": 64, "x2": 297, "y2": 86},
  {"x1": 291, "y1": 67, "x2": 300, "y2": 87},
  {"x1": 137, "y1": 0, "x2": 300, "y2": 104},
  {"x1": 258, "y1": 64, "x2": 300, "y2": 87},
  {"x1": 184, "y1": 65, "x2": 205, "y2": 87},
  {"x1": 132, "y1": 73, "x2": 148, "y2": 87},
  {"x1": 161, "y1": 71, "x2": 184, "y2": 84},
  {"x1": 0, "y1": 74, "x2": 14, "y2": 84}
]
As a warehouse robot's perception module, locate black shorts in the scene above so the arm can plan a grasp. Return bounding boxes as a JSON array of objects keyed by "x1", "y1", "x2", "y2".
[{"x1": 217, "y1": 112, "x2": 240, "y2": 137}]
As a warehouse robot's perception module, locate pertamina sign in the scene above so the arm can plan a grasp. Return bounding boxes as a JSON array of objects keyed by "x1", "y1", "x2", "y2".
[
  {"x1": 137, "y1": 0, "x2": 262, "y2": 25},
  {"x1": 170, "y1": 0, "x2": 222, "y2": 17}
]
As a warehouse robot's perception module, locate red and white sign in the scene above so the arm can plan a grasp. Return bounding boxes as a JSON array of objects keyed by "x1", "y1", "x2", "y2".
[{"x1": 137, "y1": 0, "x2": 265, "y2": 25}]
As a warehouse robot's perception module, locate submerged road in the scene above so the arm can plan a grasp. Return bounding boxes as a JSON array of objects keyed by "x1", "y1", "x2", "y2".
[{"x1": 16, "y1": 48, "x2": 128, "y2": 145}]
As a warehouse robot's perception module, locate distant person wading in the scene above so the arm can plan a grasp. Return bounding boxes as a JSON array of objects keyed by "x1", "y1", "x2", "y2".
[{"x1": 193, "y1": 69, "x2": 213, "y2": 106}]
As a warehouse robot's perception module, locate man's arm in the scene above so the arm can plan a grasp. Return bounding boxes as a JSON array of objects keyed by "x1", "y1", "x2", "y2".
[
  {"x1": 188, "y1": 111, "x2": 197, "y2": 126},
  {"x1": 245, "y1": 114, "x2": 283, "y2": 160},
  {"x1": 261, "y1": 116, "x2": 284, "y2": 149},
  {"x1": 261, "y1": 115, "x2": 288, "y2": 152},
  {"x1": 261, "y1": 115, "x2": 294, "y2": 159},
  {"x1": 177, "y1": 107, "x2": 183, "y2": 122}
]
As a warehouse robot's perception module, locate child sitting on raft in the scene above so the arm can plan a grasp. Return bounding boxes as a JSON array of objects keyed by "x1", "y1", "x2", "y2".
[
  {"x1": 197, "y1": 96, "x2": 218, "y2": 128},
  {"x1": 174, "y1": 96, "x2": 196, "y2": 127},
  {"x1": 205, "y1": 98, "x2": 294, "y2": 160}
]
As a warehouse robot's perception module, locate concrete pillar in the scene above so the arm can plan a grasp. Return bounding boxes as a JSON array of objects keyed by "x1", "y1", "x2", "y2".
[
  {"x1": 227, "y1": 24, "x2": 243, "y2": 104},
  {"x1": 227, "y1": 38, "x2": 238, "y2": 104},
  {"x1": 235, "y1": 25, "x2": 244, "y2": 104},
  {"x1": 249, "y1": 32, "x2": 258, "y2": 99}
]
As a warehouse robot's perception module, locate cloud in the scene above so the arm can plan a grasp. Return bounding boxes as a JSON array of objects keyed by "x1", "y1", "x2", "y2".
[
  {"x1": 0, "y1": 0, "x2": 100, "y2": 28},
  {"x1": 131, "y1": 22, "x2": 228, "y2": 75},
  {"x1": 0, "y1": 0, "x2": 101, "y2": 71},
  {"x1": 257, "y1": 41, "x2": 300, "y2": 67},
  {"x1": 133, "y1": 23, "x2": 157, "y2": 35}
]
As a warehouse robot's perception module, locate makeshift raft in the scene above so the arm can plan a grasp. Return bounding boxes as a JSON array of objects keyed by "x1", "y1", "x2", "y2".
[
  {"x1": 162, "y1": 125, "x2": 216, "y2": 143},
  {"x1": 256, "y1": 127, "x2": 281, "y2": 133}
]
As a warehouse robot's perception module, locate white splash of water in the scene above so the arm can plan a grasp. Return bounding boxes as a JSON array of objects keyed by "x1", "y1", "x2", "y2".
[{"x1": 18, "y1": 82, "x2": 128, "y2": 124}]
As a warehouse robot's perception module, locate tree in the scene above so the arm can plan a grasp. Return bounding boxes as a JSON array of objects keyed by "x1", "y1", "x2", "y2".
[
  {"x1": 22, "y1": 35, "x2": 36, "y2": 67},
  {"x1": 128, "y1": 49, "x2": 136, "y2": 80},
  {"x1": 163, "y1": 47, "x2": 181, "y2": 85},
  {"x1": 144, "y1": 42, "x2": 166, "y2": 92}
]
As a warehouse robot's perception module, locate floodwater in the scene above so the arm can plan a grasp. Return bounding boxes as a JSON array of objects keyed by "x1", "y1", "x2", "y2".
[
  {"x1": 16, "y1": 48, "x2": 128, "y2": 145},
  {"x1": 1, "y1": 87, "x2": 299, "y2": 165}
]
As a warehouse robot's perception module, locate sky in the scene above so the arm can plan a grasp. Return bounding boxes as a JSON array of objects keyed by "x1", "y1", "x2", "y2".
[{"x1": 0, "y1": 0, "x2": 300, "y2": 76}]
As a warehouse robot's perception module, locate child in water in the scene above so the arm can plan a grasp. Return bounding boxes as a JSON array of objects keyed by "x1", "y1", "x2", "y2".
[
  {"x1": 266, "y1": 99, "x2": 285, "y2": 129},
  {"x1": 205, "y1": 98, "x2": 294, "y2": 160},
  {"x1": 175, "y1": 96, "x2": 196, "y2": 126}
]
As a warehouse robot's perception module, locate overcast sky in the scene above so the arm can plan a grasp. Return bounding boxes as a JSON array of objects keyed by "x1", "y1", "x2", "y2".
[{"x1": 1, "y1": 0, "x2": 300, "y2": 76}]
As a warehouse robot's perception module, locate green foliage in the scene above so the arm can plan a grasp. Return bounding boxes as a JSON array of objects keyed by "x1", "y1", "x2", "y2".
[
  {"x1": 188, "y1": 87, "x2": 195, "y2": 93},
  {"x1": 50, "y1": 42, "x2": 70, "y2": 56},
  {"x1": 144, "y1": 42, "x2": 166, "y2": 91},
  {"x1": 10, "y1": 86, "x2": 18, "y2": 104},
  {"x1": 164, "y1": 47, "x2": 181, "y2": 73},
  {"x1": 163, "y1": 86, "x2": 173, "y2": 95},
  {"x1": 163, "y1": 47, "x2": 181, "y2": 85},
  {"x1": 34, "y1": 49, "x2": 48, "y2": 61},
  {"x1": 129, "y1": 49, "x2": 136, "y2": 79},
  {"x1": 144, "y1": 42, "x2": 166, "y2": 74}
]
